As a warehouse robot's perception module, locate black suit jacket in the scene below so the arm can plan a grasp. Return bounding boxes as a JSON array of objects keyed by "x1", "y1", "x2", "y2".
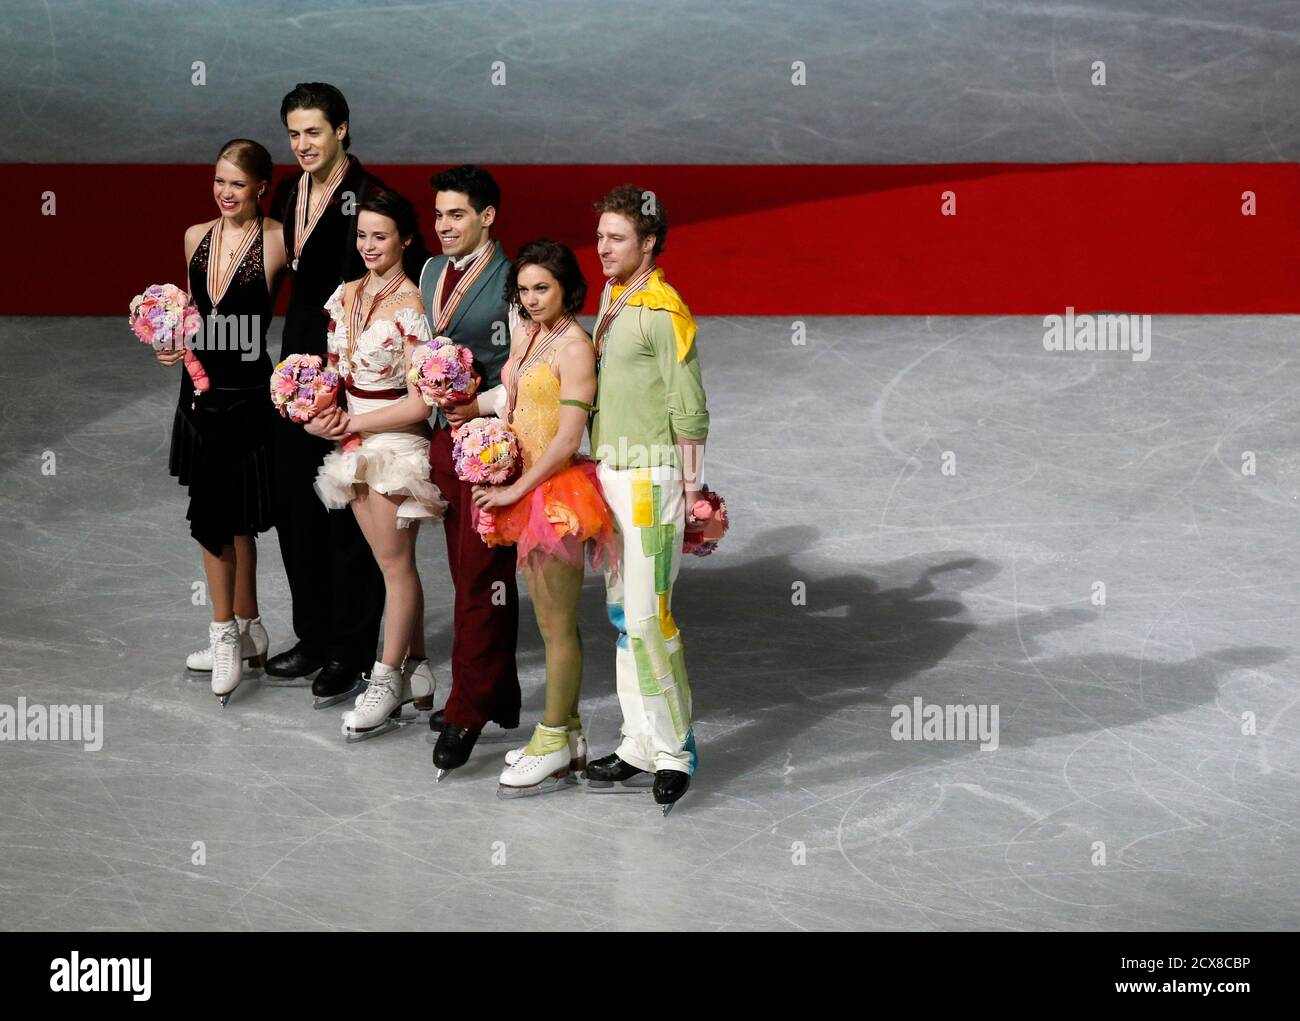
[{"x1": 273, "y1": 156, "x2": 383, "y2": 361}]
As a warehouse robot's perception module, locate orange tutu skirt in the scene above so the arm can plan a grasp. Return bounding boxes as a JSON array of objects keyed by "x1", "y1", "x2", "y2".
[{"x1": 480, "y1": 457, "x2": 616, "y2": 572}]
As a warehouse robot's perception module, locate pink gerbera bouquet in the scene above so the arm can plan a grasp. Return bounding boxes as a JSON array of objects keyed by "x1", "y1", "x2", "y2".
[
  {"x1": 129, "y1": 283, "x2": 209, "y2": 396},
  {"x1": 453, "y1": 417, "x2": 519, "y2": 485},
  {"x1": 683, "y1": 485, "x2": 730, "y2": 557},
  {"x1": 408, "y1": 339, "x2": 479, "y2": 406},
  {"x1": 453, "y1": 417, "x2": 520, "y2": 538},
  {"x1": 270, "y1": 354, "x2": 340, "y2": 422},
  {"x1": 270, "y1": 354, "x2": 361, "y2": 450}
]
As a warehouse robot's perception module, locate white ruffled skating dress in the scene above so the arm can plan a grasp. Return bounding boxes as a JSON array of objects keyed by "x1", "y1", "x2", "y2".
[{"x1": 314, "y1": 284, "x2": 447, "y2": 527}]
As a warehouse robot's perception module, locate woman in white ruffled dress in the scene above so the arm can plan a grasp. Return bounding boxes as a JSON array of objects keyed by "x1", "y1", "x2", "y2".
[{"x1": 307, "y1": 186, "x2": 446, "y2": 738}]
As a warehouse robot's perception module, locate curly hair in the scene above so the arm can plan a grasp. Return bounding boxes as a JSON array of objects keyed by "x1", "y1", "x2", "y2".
[
  {"x1": 505, "y1": 239, "x2": 588, "y2": 320},
  {"x1": 595, "y1": 183, "x2": 668, "y2": 256}
]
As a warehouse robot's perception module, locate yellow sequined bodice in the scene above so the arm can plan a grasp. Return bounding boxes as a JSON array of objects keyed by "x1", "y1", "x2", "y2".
[{"x1": 511, "y1": 361, "x2": 564, "y2": 471}]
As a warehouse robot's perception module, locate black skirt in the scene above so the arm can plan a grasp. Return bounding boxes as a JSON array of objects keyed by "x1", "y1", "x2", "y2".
[{"x1": 169, "y1": 384, "x2": 276, "y2": 555}]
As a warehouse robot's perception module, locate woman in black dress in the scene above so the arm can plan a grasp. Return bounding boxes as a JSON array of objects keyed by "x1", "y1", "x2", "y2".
[{"x1": 157, "y1": 139, "x2": 287, "y2": 705}]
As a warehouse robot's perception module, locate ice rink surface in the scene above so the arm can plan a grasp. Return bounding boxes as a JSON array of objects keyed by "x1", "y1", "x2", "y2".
[{"x1": 1, "y1": 313, "x2": 1296, "y2": 931}]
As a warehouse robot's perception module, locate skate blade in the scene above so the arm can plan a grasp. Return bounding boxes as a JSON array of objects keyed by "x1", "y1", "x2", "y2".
[
  {"x1": 657, "y1": 788, "x2": 691, "y2": 816},
  {"x1": 342, "y1": 705, "x2": 422, "y2": 743},
  {"x1": 261, "y1": 675, "x2": 314, "y2": 688},
  {"x1": 343, "y1": 719, "x2": 402, "y2": 743},
  {"x1": 216, "y1": 693, "x2": 232, "y2": 708},
  {"x1": 584, "y1": 777, "x2": 653, "y2": 793},
  {"x1": 314, "y1": 682, "x2": 366, "y2": 710},
  {"x1": 660, "y1": 798, "x2": 680, "y2": 817},
  {"x1": 435, "y1": 768, "x2": 448, "y2": 783},
  {"x1": 496, "y1": 773, "x2": 577, "y2": 800}
]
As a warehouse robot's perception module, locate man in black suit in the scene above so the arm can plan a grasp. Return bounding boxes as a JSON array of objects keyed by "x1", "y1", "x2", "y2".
[{"x1": 265, "y1": 82, "x2": 386, "y2": 706}]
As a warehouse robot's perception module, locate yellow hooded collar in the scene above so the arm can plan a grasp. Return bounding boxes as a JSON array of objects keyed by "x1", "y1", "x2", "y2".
[{"x1": 617, "y1": 267, "x2": 697, "y2": 362}]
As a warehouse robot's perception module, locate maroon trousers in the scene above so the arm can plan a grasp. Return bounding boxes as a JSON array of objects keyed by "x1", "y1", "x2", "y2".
[{"x1": 429, "y1": 424, "x2": 521, "y2": 730}]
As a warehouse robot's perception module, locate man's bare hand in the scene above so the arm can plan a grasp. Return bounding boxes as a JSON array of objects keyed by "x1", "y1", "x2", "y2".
[{"x1": 445, "y1": 396, "x2": 480, "y2": 427}]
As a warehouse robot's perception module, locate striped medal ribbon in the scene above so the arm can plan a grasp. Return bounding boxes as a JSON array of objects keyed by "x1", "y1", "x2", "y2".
[
  {"x1": 346, "y1": 271, "x2": 408, "y2": 380},
  {"x1": 292, "y1": 155, "x2": 351, "y2": 271},
  {"x1": 431, "y1": 241, "x2": 496, "y2": 334},
  {"x1": 506, "y1": 314, "x2": 575, "y2": 421},
  {"x1": 206, "y1": 216, "x2": 260, "y2": 314},
  {"x1": 593, "y1": 264, "x2": 656, "y2": 361}
]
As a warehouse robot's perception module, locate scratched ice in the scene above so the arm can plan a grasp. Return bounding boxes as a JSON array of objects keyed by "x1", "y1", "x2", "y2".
[{"x1": 0, "y1": 313, "x2": 1296, "y2": 930}]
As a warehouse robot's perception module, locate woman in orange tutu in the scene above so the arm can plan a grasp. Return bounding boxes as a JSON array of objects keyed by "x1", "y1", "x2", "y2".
[{"x1": 472, "y1": 239, "x2": 614, "y2": 797}]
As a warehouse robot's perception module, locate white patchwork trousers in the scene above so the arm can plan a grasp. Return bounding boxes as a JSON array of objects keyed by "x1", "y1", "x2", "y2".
[{"x1": 598, "y1": 463, "x2": 697, "y2": 774}]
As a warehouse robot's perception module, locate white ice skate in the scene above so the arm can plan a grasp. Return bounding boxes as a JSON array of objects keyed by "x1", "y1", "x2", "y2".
[
  {"x1": 354, "y1": 657, "x2": 435, "y2": 710},
  {"x1": 187, "y1": 615, "x2": 268, "y2": 673},
  {"x1": 209, "y1": 620, "x2": 242, "y2": 707},
  {"x1": 341, "y1": 660, "x2": 432, "y2": 743},
  {"x1": 497, "y1": 725, "x2": 577, "y2": 799},
  {"x1": 504, "y1": 728, "x2": 587, "y2": 771}
]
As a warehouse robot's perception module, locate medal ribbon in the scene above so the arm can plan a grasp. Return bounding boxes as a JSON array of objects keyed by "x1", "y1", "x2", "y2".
[
  {"x1": 206, "y1": 216, "x2": 260, "y2": 311},
  {"x1": 506, "y1": 314, "x2": 576, "y2": 420},
  {"x1": 593, "y1": 264, "x2": 655, "y2": 359},
  {"x1": 431, "y1": 241, "x2": 496, "y2": 334},
  {"x1": 293, "y1": 154, "x2": 351, "y2": 264},
  {"x1": 345, "y1": 271, "x2": 408, "y2": 381}
]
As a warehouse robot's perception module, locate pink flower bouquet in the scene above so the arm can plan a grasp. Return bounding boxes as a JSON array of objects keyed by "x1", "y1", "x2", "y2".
[
  {"x1": 453, "y1": 417, "x2": 520, "y2": 538},
  {"x1": 683, "y1": 485, "x2": 730, "y2": 557},
  {"x1": 129, "y1": 283, "x2": 209, "y2": 397},
  {"x1": 270, "y1": 354, "x2": 359, "y2": 450},
  {"x1": 408, "y1": 340, "x2": 480, "y2": 406},
  {"x1": 453, "y1": 416, "x2": 519, "y2": 485}
]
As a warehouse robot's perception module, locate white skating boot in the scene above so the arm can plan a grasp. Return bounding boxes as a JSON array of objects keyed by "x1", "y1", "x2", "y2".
[
  {"x1": 341, "y1": 660, "x2": 427, "y2": 742},
  {"x1": 497, "y1": 724, "x2": 577, "y2": 799},
  {"x1": 404, "y1": 657, "x2": 435, "y2": 714},
  {"x1": 187, "y1": 615, "x2": 268, "y2": 672},
  {"x1": 505, "y1": 718, "x2": 587, "y2": 770},
  {"x1": 209, "y1": 620, "x2": 242, "y2": 707},
  {"x1": 354, "y1": 656, "x2": 435, "y2": 710},
  {"x1": 407, "y1": 657, "x2": 437, "y2": 713}
]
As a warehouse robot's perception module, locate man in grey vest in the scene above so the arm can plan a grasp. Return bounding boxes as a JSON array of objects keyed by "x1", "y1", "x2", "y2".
[{"x1": 419, "y1": 165, "x2": 521, "y2": 778}]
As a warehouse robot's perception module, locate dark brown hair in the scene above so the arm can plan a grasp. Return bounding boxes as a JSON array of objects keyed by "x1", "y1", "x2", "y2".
[
  {"x1": 431, "y1": 165, "x2": 501, "y2": 216},
  {"x1": 280, "y1": 82, "x2": 351, "y2": 150},
  {"x1": 505, "y1": 239, "x2": 587, "y2": 319},
  {"x1": 358, "y1": 186, "x2": 430, "y2": 280},
  {"x1": 595, "y1": 184, "x2": 668, "y2": 256}
]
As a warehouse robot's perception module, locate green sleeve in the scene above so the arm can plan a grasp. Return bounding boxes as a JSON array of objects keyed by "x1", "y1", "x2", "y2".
[{"x1": 647, "y1": 307, "x2": 709, "y2": 441}]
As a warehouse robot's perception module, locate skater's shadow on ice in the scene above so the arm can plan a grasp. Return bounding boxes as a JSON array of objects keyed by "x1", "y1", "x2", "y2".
[{"x1": 670, "y1": 525, "x2": 1285, "y2": 799}]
